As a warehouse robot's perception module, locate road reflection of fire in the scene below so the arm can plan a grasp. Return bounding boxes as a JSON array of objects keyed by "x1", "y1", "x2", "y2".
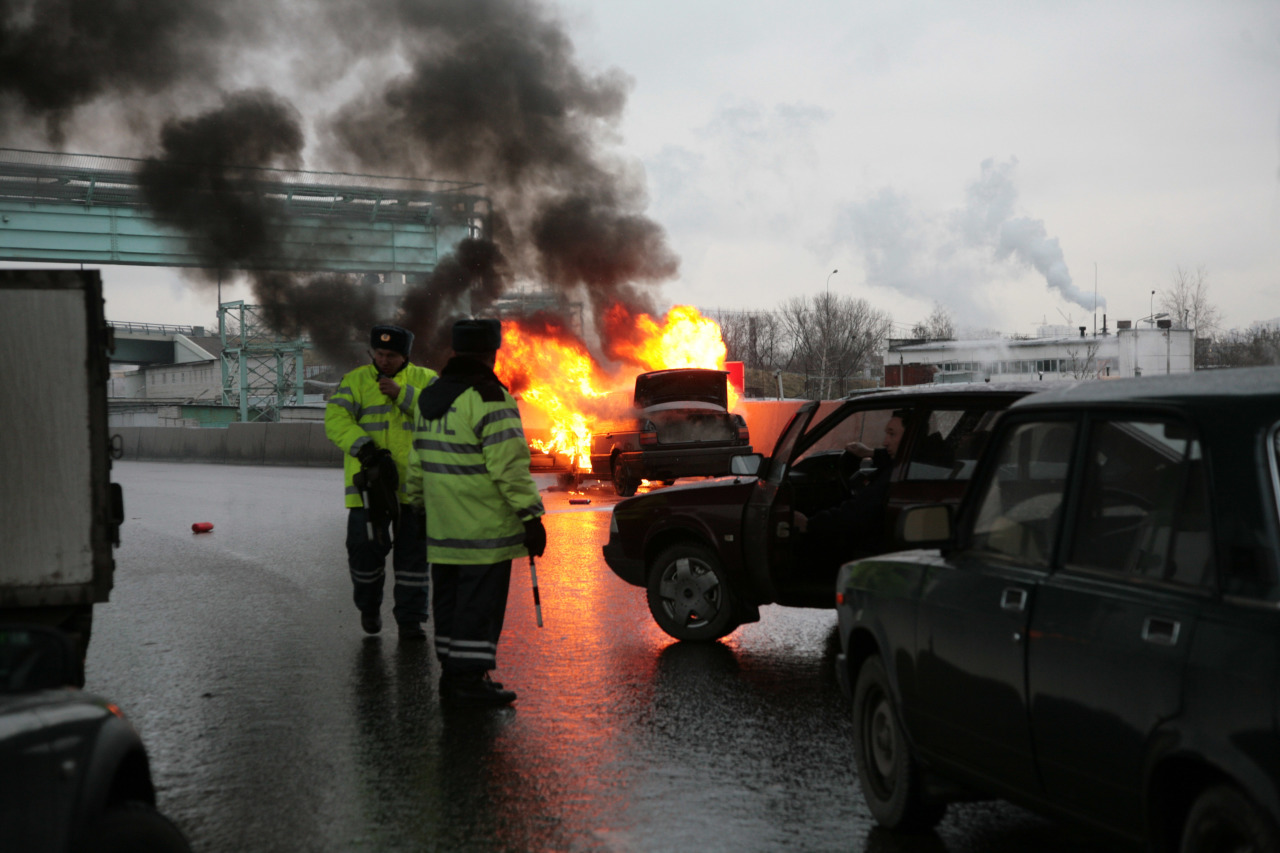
[{"x1": 495, "y1": 304, "x2": 730, "y2": 470}]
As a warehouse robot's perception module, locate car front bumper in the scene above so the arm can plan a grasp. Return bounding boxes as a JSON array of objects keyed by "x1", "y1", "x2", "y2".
[{"x1": 602, "y1": 539, "x2": 646, "y2": 587}]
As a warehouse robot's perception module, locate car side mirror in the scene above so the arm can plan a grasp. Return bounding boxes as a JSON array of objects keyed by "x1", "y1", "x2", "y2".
[
  {"x1": 897, "y1": 504, "x2": 954, "y2": 547},
  {"x1": 0, "y1": 624, "x2": 82, "y2": 692},
  {"x1": 730, "y1": 453, "x2": 763, "y2": 477}
]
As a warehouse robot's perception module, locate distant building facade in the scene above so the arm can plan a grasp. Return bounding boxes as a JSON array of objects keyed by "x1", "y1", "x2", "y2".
[{"x1": 884, "y1": 323, "x2": 1194, "y2": 386}]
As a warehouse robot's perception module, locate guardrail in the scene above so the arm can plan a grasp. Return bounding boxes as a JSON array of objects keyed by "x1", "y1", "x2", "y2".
[{"x1": 109, "y1": 321, "x2": 201, "y2": 336}]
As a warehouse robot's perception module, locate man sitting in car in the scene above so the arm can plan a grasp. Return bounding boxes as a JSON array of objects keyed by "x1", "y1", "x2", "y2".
[{"x1": 793, "y1": 409, "x2": 912, "y2": 567}]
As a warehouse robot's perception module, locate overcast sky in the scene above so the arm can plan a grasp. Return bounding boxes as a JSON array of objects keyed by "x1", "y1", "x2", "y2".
[{"x1": 25, "y1": 0, "x2": 1280, "y2": 337}]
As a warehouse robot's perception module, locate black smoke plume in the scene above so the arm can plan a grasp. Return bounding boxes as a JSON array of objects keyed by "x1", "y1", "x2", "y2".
[
  {"x1": 3, "y1": 0, "x2": 681, "y2": 364},
  {"x1": 323, "y1": 0, "x2": 679, "y2": 350},
  {"x1": 138, "y1": 89, "x2": 304, "y2": 270},
  {"x1": 0, "y1": 0, "x2": 246, "y2": 146},
  {"x1": 402, "y1": 236, "x2": 511, "y2": 367},
  {"x1": 137, "y1": 89, "x2": 376, "y2": 363}
]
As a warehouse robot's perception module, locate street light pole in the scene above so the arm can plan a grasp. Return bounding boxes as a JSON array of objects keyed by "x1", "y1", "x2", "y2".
[
  {"x1": 821, "y1": 269, "x2": 837, "y2": 400},
  {"x1": 1150, "y1": 290, "x2": 1155, "y2": 328}
]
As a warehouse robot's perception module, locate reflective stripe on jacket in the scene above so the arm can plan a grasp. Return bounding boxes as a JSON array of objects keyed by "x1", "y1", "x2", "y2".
[
  {"x1": 407, "y1": 364, "x2": 544, "y2": 564},
  {"x1": 325, "y1": 363, "x2": 438, "y2": 508}
]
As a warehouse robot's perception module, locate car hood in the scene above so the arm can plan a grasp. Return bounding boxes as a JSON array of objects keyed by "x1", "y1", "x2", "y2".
[{"x1": 615, "y1": 474, "x2": 758, "y2": 513}]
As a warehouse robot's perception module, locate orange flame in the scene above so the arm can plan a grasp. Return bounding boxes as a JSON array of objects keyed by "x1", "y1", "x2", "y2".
[{"x1": 495, "y1": 305, "x2": 732, "y2": 471}]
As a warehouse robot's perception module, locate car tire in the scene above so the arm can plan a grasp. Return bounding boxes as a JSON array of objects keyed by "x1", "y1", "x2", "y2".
[
  {"x1": 90, "y1": 801, "x2": 192, "y2": 853},
  {"x1": 612, "y1": 457, "x2": 639, "y2": 497},
  {"x1": 852, "y1": 656, "x2": 946, "y2": 831},
  {"x1": 1180, "y1": 784, "x2": 1280, "y2": 853},
  {"x1": 646, "y1": 544, "x2": 740, "y2": 641}
]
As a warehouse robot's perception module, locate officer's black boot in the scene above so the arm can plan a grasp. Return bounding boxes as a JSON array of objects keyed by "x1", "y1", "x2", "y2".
[{"x1": 441, "y1": 672, "x2": 515, "y2": 706}]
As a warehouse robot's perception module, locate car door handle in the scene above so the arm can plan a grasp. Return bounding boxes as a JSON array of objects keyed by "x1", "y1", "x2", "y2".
[
  {"x1": 1001, "y1": 587, "x2": 1027, "y2": 612},
  {"x1": 1142, "y1": 616, "x2": 1181, "y2": 646}
]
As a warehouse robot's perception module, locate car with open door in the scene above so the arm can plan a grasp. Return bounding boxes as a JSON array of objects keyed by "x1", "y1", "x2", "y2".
[
  {"x1": 603, "y1": 382, "x2": 1039, "y2": 640},
  {"x1": 836, "y1": 367, "x2": 1280, "y2": 852}
]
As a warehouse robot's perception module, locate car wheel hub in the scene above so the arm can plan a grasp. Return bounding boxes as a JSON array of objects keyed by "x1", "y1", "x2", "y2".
[
  {"x1": 870, "y1": 700, "x2": 896, "y2": 780},
  {"x1": 659, "y1": 558, "x2": 721, "y2": 627}
]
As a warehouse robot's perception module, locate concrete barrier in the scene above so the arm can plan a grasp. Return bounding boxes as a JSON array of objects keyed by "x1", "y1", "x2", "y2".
[
  {"x1": 113, "y1": 427, "x2": 141, "y2": 461},
  {"x1": 111, "y1": 423, "x2": 342, "y2": 467},
  {"x1": 264, "y1": 423, "x2": 320, "y2": 466},
  {"x1": 111, "y1": 399, "x2": 853, "y2": 467},
  {"x1": 226, "y1": 423, "x2": 268, "y2": 465},
  {"x1": 306, "y1": 425, "x2": 346, "y2": 467}
]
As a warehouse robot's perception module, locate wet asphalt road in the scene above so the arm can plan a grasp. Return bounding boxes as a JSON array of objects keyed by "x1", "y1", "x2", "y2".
[{"x1": 86, "y1": 461, "x2": 1082, "y2": 852}]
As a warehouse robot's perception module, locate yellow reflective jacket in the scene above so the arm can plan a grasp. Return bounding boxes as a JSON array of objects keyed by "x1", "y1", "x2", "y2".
[
  {"x1": 406, "y1": 357, "x2": 544, "y2": 564},
  {"x1": 325, "y1": 362, "x2": 438, "y2": 508}
]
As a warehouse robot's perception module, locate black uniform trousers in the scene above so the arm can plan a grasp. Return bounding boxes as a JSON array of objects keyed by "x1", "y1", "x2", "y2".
[
  {"x1": 345, "y1": 506, "x2": 430, "y2": 627},
  {"x1": 431, "y1": 560, "x2": 512, "y2": 675}
]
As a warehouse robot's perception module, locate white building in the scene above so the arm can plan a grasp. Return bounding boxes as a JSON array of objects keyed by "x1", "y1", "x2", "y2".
[{"x1": 884, "y1": 322, "x2": 1194, "y2": 386}]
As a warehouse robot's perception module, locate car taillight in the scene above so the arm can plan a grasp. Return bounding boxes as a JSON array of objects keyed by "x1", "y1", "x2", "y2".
[
  {"x1": 639, "y1": 420, "x2": 657, "y2": 446},
  {"x1": 734, "y1": 414, "x2": 749, "y2": 442}
]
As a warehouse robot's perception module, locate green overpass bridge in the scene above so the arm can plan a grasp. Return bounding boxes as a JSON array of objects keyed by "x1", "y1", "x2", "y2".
[
  {"x1": 0, "y1": 148, "x2": 489, "y2": 422},
  {"x1": 0, "y1": 147, "x2": 487, "y2": 272}
]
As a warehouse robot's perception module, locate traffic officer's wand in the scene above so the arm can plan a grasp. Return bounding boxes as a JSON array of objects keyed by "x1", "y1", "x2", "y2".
[{"x1": 529, "y1": 556, "x2": 544, "y2": 627}]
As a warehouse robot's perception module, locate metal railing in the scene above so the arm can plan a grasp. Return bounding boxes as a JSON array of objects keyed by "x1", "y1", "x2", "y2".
[
  {"x1": 0, "y1": 147, "x2": 487, "y2": 226},
  {"x1": 109, "y1": 321, "x2": 200, "y2": 337}
]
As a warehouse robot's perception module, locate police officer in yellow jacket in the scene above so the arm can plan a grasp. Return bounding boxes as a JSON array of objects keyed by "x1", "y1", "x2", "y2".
[
  {"x1": 406, "y1": 318, "x2": 547, "y2": 706},
  {"x1": 325, "y1": 324, "x2": 438, "y2": 639}
]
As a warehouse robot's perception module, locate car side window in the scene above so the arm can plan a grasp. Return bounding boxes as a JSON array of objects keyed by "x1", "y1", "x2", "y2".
[
  {"x1": 1066, "y1": 418, "x2": 1213, "y2": 586},
  {"x1": 969, "y1": 420, "x2": 1077, "y2": 567},
  {"x1": 793, "y1": 408, "x2": 897, "y2": 464},
  {"x1": 904, "y1": 407, "x2": 1006, "y2": 482}
]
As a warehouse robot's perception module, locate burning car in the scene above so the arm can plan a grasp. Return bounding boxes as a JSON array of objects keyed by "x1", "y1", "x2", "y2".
[{"x1": 588, "y1": 368, "x2": 752, "y2": 496}]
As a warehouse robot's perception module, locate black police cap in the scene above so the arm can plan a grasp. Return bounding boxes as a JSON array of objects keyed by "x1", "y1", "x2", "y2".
[
  {"x1": 370, "y1": 325, "x2": 413, "y2": 358},
  {"x1": 452, "y1": 318, "x2": 502, "y2": 353}
]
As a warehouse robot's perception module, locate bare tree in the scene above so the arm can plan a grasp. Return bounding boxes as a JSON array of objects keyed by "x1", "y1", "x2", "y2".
[
  {"x1": 1160, "y1": 265, "x2": 1221, "y2": 337},
  {"x1": 709, "y1": 309, "x2": 785, "y2": 372},
  {"x1": 910, "y1": 303, "x2": 955, "y2": 341},
  {"x1": 1201, "y1": 326, "x2": 1280, "y2": 369},
  {"x1": 779, "y1": 293, "x2": 892, "y2": 398},
  {"x1": 1063, "y1": 339, "x2": 1103, "y2": 379}
]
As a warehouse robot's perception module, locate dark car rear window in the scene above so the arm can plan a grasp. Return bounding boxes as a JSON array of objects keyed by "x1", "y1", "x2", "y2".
[{"x1": 634, "y1": 370, "x2": 728, "y2": 409}]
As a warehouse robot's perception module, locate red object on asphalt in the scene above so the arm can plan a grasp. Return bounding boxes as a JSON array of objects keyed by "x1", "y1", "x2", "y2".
[
  {"x1": 191, "y1": 522, "x2": 214, "y2": 533},
  {"x1": 569, "y1": 498, "x2": 591, "y2": 505}
]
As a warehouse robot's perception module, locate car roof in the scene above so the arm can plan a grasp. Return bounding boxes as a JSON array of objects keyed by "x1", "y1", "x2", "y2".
[
  {"x1": 838, "y1": 381, "x2": 1044, "y2": 403},
  {"x1": 1010, "y1": 366, "x2": 1280, "y2": 411}
]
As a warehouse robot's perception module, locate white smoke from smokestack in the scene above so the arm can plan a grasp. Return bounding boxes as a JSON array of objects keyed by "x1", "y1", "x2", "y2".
[
  {"x1": 835, "y1": 156, "x2": 1104, "y2": 325},
  {"x1": 958, "y1": 157, "x2": 1103, "y2": 311}
]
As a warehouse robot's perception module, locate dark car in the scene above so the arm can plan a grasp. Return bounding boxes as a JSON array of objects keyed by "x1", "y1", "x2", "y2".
[
  {"x1": 835, "y1": 367, "x2": 1280, "y2": 852},
  {"x1": 589, "y1": 368, "x2": 752, "y2": 496},
  {"x1": 0, "y1": 624, "x2": 190, "y2": 853},
  {"x1": 604, "y1": 383, "x2": 1037, "y2": 641}
]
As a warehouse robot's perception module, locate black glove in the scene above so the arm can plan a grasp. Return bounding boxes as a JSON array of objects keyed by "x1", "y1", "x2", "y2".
[
  {"x1": 523, "y1": 516, "x2": 547, "y2": 558},
  {"x1": 356, "y1": 442, "x2": 386, "y2": 467}
]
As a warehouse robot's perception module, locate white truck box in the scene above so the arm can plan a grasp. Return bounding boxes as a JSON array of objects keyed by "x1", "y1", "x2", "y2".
[{"x1": 0, "y1": 270, "x2": 121, "y2": 664}]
